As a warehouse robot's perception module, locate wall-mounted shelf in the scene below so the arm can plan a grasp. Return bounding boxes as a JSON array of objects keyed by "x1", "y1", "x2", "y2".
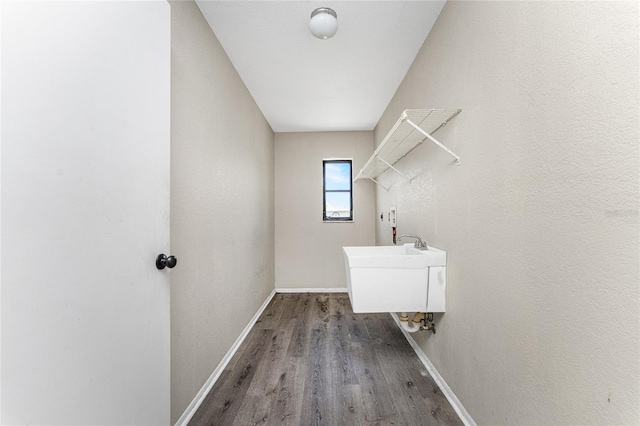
[{"x1": 354, "y1": 109, "x2": 461, "y2": 190}]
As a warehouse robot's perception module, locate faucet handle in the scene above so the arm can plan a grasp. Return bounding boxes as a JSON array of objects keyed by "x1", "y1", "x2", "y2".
[
  {"x1": 399, "y1": 234, "x2": 428, "y2": 249},
  {"x1": 414, "y1": 237, "x2": 428, "y2": 249}
]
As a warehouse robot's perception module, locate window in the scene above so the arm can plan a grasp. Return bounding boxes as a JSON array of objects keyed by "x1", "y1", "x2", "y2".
[{"x1": 323, "y1": 159, "x2": 352, "y2": 221}]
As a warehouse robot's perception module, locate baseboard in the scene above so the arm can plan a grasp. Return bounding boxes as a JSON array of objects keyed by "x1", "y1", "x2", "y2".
[
  {"x1": 275, "y1": 287, "x2": 347, "y2": 293},
  {"x1": 174, "y1": 289, "x2": 277, "y2": 426},
  {"x1": 390, "y1": 313, "x2": 476, "y2": 426}
]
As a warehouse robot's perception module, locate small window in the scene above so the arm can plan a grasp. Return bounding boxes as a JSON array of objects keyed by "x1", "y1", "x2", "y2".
[{"x1": 323, "y1": 159, "x2": 353, "y2": 221}]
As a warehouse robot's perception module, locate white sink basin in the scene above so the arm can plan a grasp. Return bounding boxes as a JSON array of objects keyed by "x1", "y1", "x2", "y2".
[
  {"x1": 343, "y1": 244, "x2": 446, "y2": 268},
  {"x1": 343, "y1": 244, "x2": 446, "y2": 313}
]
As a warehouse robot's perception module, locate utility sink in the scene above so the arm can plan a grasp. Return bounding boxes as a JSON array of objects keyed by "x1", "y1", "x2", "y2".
[
  {"x1": 343, "y1": 244, "x2": 446, "y2": 314},
  {"x1": 343, "y1": 244, "x2": 446, "y2": 268}
]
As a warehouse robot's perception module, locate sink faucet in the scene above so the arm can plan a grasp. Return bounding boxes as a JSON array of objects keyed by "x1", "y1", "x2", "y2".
[{"x1": 399, "y1": 234, "x2": 428, "y2": 249}]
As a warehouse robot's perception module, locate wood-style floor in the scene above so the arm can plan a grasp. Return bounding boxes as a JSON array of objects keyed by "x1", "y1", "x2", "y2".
[{"x1": 189, "y1": 293, "x2": 463, "y2": 426}]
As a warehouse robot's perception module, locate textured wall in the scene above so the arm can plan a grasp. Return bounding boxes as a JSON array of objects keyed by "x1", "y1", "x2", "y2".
[
  {"x1": 374, "y1": 1, "x2": 639, "y2": 424},
  {"x1": 275, "y1": 132, "x2": 375, "y2": 289},
  {"x1": 170, "y1": 1, "x2": 275, "y2": 422}
]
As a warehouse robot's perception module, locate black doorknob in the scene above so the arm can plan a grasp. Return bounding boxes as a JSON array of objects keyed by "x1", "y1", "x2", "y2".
[{"x1": 156, "y1": 254, "x2": 177, "y2": 270}]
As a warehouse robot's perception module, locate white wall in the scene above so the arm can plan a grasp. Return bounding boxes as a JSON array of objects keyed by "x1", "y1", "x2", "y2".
[
  {"x1": 275, "y1": 132, "x2": 375, "y2": 289},
  {"x1": 169, "y1": 1, "x2": 275, "y2": 422},
  {"x1": 374, "y1": 1, "x2": 639, "y2": 424}
]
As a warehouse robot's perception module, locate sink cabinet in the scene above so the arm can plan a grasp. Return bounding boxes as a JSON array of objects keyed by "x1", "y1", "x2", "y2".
[{"x1": 343, "y1": 244, "x2": 446, "y2": 314}]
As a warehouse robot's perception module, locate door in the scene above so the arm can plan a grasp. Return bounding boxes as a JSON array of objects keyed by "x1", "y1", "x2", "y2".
[{"x1": 1, "y1": 1, "x2": 170, "y2": 424}]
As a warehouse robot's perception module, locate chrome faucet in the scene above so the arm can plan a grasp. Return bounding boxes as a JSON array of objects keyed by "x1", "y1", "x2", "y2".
[{"x1": 399, "y1": 234, "x2": 428, "y2": 249}]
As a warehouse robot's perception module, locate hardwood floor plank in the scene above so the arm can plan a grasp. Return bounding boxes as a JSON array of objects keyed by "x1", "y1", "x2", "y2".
[
  {"x1": 269, "y1": 357, "x2": 305, "y2": 425},
  {"x1": 330, "y1": 313, "x2": 359, "y2": 385},
  {"x1": 237, "y1": 320, "x2": 295, "y2": 423},
  {"x1": 364, "y1": 313, "x2": 416, "y2": 360},
  {"x1": 328, "y1": 293, "x2": 349, "y2": 316},
  {"x1": 246, "y1": 325, "x2": 293, "y2": 398},
  {"x1": 286, "y1": 314, "x2": 309, "y2": 359},
  {"x1": 354, "y1": 334, "x2": 401, "y2": 424},
  {"x1": 286, "y1": 294, "x2": 312, "y2": 358},
  {"x1": 299, "y1": 328, "x2": 332, "y2": 425},
  {"x1": 377, "y1": 352, "x2": 457, "y2": 425},
  {"x1": 254, "y1": 294, "x2": 286, "y2": 330},
  {"x1": 189, "y1": 328, "x2": 273, "y2": 426},
  {"x1": 309, "y1": 294, "x2": 332, "y2": 330},
  {"x1": 345, "y1": 312, "x2": 369, "y2": 343},
  {"x1": 280, "y1": 293, "x2": 306, "y2": 321},
  {"x1": 332, "y1": 384, "x2": 366, "y2": 425},
  {"x1": 375, "y1": 315, "x2": 449, "y2": 401}
]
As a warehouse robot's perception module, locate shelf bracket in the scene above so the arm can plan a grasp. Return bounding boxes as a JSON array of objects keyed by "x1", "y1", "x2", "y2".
[
  {"x1": 406, "y1": 119, "x2": 461, "y2": 165},
  {"x1": 365, "y1": 176, "x2": 389, "y2": 192},
  {"x1": 377, "y1": 156, "x2": 413, "y2": 183}
]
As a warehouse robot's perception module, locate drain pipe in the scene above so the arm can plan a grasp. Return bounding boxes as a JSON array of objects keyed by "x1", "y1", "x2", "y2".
[
  {"x1": 399, "y1": 312, "x2": 426, "y2": 333},
  {"x1": 399, "y1": 312, "x2": 435, "y2": 334}
]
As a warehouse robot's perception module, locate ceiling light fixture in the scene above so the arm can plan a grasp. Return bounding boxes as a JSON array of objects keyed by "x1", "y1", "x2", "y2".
[{"x1": 309, "y1": 7, "x2": 338, "y2": 40}]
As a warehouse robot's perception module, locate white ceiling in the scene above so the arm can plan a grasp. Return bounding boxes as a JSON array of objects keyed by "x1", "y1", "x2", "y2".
[{"x1": 195, "y1": 1, "x2": 446, "y2": 133}]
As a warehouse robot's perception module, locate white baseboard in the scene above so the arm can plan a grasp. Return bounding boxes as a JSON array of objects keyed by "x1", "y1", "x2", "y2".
[
  {"x1": 275, "y1": 287, "x2": 347, "y2": 293},
  {"x1": 174, "y1": 289, "x2": 277, "y2": 426},
  {"x1": 390, "y1": 313, "x2": 476, "y2": 426}
]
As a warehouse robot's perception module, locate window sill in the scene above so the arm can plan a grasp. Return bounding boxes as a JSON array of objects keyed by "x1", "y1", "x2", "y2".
[{"x1": 323, "y1": 220, "x2": 354, "y2": 223}]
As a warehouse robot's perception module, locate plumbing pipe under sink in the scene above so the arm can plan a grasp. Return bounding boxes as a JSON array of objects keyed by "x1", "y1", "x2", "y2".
[
  {"x1": 399, "y1": 312, "x2": 425, "y2": 333},
  {"x1": 399, "y1": 312, "x2": 435, "y2": 334}
]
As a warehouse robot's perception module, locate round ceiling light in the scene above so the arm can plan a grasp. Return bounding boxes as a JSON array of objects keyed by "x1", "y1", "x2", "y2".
[{"x1": 309, "y1": 7, "x2": 338, "y2": 40}]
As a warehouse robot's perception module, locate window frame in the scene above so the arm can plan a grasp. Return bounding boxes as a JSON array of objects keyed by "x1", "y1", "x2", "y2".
[{"x1": 322, "y1": 158, "x2": 353, "y2": 222}]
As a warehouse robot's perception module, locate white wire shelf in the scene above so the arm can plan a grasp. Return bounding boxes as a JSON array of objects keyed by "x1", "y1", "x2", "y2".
[{"x1": 354, "y1": 109, "x2": 462, "y2": 190}]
